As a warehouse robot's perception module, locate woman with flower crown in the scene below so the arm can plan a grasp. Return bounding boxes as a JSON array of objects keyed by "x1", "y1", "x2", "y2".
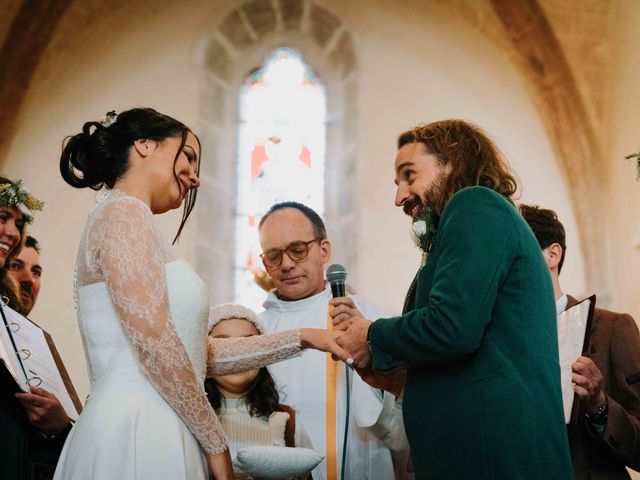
[
  {"x1": 54, "y1": 108, "x2": 351, "y2": 480},
  {"x1": 0, "y1": 177, "x2": 71, "y2": 480},
  {"x1": 0, "y1": 178, "x2": 39, "y2": 315}
]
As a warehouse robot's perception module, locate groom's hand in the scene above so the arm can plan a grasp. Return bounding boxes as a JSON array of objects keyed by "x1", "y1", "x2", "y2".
[
  {"x1": 336, "y1": 317, "x2": 373, "y2": 369},
  {"x1": 355, "y1": 367, "x2": 406, "y2": 397}
]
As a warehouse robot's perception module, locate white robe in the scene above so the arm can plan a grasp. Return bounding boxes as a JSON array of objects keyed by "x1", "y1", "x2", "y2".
[{"x1": 259, "y1": 285, "x2": 412, "y2": 480}]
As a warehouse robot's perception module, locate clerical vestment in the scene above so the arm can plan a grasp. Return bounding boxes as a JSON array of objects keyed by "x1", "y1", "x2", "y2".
[{"x1": 260, "y1": 286, "x2": 410, "y2": 480}]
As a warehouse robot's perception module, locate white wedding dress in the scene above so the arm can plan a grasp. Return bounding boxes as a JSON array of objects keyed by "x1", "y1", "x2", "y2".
[{"x1": 53, "y1": 190, "x2": 302, "y2": 480}]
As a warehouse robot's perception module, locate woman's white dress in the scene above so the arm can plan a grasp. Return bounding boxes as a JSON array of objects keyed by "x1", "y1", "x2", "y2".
[{"x1": 53, "y1": 191, "x2": 301, "y2": 480}]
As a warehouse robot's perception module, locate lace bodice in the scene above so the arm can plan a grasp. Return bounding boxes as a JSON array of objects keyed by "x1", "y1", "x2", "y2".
[
  {"x1": 75, "y1": 191, "x2": 178, "y2": 288},
  {"x1": 74, "y1": 190, "x2": 302, "y2": 455}
]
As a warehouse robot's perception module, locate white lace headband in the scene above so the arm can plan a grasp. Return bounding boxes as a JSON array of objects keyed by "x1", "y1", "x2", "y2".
[{"x1": 208, "y1": 303, "x2": 264, "y2": 334}]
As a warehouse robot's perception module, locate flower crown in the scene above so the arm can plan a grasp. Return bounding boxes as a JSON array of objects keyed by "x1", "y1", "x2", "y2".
[
  {"x1": 626, "y1": 149, "x2": 640, "y2": 180},
  {"x1": 0, "y1": 180, "x2": 44, "y2": 223}
]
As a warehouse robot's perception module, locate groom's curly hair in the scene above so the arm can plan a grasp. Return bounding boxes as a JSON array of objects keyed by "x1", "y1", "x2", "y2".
[
  {"x1": 205, "y1": 367, "x2": 281, "y2": 418},
  {"x1": 398, "y1": 120, "x2": 519, "y2": 215}
]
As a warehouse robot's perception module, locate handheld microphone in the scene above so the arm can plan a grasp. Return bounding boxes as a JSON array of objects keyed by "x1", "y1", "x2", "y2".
[
  {"x1": 326, "y1": 264, "x2": 347, "y2": 298},
  {"x1": 326, "y1": 262, "x2": 350, "y2": 480}
]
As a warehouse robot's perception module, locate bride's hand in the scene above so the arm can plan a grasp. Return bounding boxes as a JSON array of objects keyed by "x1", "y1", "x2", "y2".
[
  {"x1": 207, "y1": 449, "x2": 237, "y2": 480},
  {"x1": 300, "y1": 328, "x2": 353, "y2": 364}
]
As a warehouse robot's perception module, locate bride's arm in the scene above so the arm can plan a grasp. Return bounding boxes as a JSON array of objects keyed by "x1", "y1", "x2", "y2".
[
  {"x1": 92, "y1": 198, "x2": 227, "y2": 455},
  {"x1": 206, "y1": 328, "x2": 351, "y2": 377},
  {"x1": 206, "y1": 330, "x2": 300, "y2": 377}
]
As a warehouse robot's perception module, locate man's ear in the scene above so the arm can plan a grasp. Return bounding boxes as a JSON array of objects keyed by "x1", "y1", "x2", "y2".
[
  {"x1": 133, "y1": 139, "x2": 153, "y2": 158},
  {"x1": 319, "y1": 238, "x2": 332, "y2": 265},
  {"x1": 544, "y1": 243, "x2": 563, "y2": 271}
]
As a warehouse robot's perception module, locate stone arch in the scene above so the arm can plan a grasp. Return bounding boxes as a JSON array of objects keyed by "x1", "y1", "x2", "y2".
[
  {"x1": 488, "y1": 0, "x2": 609, "y2": 300},
  {"x1": 0, "y1": 0, "x2": 610, "y2": 301},
  {"x1": 0, "y1": 0, "x2": 72, "y2": 162},
  {"x1": 193, "y1": 0, "x2": 358, "y2": 304}
]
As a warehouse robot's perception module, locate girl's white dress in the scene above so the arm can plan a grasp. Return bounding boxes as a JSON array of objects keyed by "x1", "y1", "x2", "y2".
[
  {"x1": 218, "y1": 398, "x2": 313, "y2": 467},
  {"x1": 53, "y1": 191, "x2": 301, "y2": 480}
]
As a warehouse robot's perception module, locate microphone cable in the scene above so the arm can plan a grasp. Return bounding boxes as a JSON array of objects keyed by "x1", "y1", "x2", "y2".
[
  {"x1": 326, "y1": 264, "x2": 350, "y2": 480},
  {"x1": 340, "y1": 363, "x2": 351, "y2": 480}
]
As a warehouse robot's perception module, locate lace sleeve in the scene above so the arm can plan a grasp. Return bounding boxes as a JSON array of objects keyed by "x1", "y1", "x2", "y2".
[
  {"x1": 92, "y1": 198, "x2": 227, "y2": 454},
  {"x1": 206, "y1": 330, "x2": 301, "y2": 377}
]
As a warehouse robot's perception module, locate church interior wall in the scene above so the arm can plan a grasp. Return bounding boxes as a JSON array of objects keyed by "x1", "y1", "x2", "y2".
[
  {"x1": 605, "y1": 1, "x2": 640, "y2": 325},
  {"x1": 344, "y1": 0, "x2": 586, "y2": 313},
  {"x1": 0, "y1": 0, "x2": 607, "y2": 406}
]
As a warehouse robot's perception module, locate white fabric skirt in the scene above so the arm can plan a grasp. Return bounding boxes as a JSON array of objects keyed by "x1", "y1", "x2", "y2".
[{"x1": 53, "y1": 376, "x2": 207, "y2": 480}]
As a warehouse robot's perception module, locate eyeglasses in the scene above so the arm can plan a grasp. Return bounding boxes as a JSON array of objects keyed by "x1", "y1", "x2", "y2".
[{"x1": 260, "y1": 239, "x2": 320, "y2": 268}]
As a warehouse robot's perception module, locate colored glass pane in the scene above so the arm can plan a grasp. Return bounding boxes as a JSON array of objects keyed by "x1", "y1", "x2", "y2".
[{"x1": 234, "y1": 48, "x2": 327, "y2": 309}]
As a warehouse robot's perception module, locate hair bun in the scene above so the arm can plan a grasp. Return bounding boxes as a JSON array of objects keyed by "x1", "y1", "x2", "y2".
[{"x1": 60, "y1": 120, "x2": 123, "y2": 190}]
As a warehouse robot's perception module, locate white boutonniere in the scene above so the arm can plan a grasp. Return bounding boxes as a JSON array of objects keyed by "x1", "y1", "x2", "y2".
[
  {"x1": 412, "y1": 220, "x2": 427, "y2": 237},
  {"x1": 410, "y1": 206, "x2": 436, "y2": 257}
]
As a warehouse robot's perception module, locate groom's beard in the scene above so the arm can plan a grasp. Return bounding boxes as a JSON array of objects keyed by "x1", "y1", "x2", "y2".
[{"x1": 403, "y1": 172, "x2": 447, "y2": 220}]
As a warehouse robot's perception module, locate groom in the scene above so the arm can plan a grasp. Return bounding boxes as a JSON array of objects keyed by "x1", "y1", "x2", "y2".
[{"x1": 331, "y1": 120, "x2": 574, "y2": 479}]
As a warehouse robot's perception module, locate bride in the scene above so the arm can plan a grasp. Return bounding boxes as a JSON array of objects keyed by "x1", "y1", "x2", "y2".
[{"x1": 54, "y1": 108, "x2": 351, "y2": 480}]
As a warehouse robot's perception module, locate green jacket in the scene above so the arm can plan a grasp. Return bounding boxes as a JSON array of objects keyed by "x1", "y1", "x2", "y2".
[{"x1": 369, "y1": 187, "x2": 573, "y2": 479}]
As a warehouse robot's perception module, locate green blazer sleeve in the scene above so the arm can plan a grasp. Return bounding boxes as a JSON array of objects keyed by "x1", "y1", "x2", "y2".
[{"x1": 369, "y1": 187, "x2": 517, "y2": 371}]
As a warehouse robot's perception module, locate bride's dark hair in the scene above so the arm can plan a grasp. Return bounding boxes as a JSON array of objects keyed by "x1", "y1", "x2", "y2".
[{"x1": 60, "y1": 107, "x2": 201, "y2": 242}]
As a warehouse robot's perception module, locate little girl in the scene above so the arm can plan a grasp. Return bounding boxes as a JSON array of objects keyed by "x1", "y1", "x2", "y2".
[{"x1": 205, "y1": 304, "x2": 315, "y2": 478}]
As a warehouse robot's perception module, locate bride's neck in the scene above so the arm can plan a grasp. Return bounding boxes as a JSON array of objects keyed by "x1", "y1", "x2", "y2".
[{"x1": 113, "y1": 177, "x2": 152, "y2": 208}]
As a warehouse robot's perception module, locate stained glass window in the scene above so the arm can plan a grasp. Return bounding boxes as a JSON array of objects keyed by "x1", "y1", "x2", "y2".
[{"x1": 234, "y1": 48, "x2": 327, "y2": 309}]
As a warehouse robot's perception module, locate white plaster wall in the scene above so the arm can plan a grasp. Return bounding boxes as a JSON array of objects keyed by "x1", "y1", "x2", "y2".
[
  {"x1": 2, "y1": 0, "x2": 219, "y2": 400},
  {"x1": 607, "y1": 2, "x2": 640, "y2": 329},
  {"x1": 328, "y1": 0, "x2": 585, "y2": 313},
  {"x1": 601, "y1": 23, "x2": 640, "y2": 477},
  {"x1": 2, "y1": 0, "x2": 585, "y2": 401}
]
